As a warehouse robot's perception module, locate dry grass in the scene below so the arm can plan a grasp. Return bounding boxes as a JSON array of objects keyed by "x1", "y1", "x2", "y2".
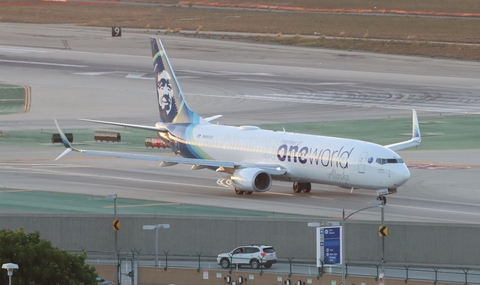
[
  {"x1": 120, "y1": 0, "x2": 480, "y2": 14},
  {"x1": 0, "y1": 1, "x2": 479, "y2": 60},
  {"x1": 242, "y1": 35, "x2": 480, "y2": 60}
]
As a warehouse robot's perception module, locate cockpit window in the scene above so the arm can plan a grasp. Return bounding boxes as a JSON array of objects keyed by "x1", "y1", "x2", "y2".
[{"x1": 376, "y1": 158, "x2": 404, "y2": 165}]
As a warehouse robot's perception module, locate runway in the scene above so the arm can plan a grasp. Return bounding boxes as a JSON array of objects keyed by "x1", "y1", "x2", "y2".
[{"x1": 1, "y1": 23, "x2": 480, "y2": 223}]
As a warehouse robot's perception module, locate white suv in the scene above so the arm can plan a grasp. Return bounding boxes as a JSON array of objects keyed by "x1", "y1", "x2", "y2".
[{"x1": 217, "y1": 245, "x2": 277, "y2": 269}]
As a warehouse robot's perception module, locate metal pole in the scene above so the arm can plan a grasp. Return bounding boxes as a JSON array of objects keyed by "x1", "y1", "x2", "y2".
[
  {"x1": 381, "y1": 205, "x2": 385, "y2": 263},
  {"x1": 114, "y1": 197, "x2": 117, "y2": 251},
  {"x1": 113, "y1": 196, "x2": 119, "y2": 285},
  {"x1": 342, "y1": 209, "x2": 345, "y2": 285},
  {"x1": 8, "y1": 274, "x2": 11, "y2": 285},
  {"x1": 339, "y1": 204, "x2": 381, "y2": 285},
  {"x1": 155, "y1": 227, "x2": 159, "y2": 267}
]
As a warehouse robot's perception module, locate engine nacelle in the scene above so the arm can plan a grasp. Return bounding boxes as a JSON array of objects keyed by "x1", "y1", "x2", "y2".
[{"x1": 231, "y1": 168, "x2": 272, "y2": 192}]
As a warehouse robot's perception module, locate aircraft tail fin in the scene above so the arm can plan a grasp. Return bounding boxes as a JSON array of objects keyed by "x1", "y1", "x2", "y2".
[
  {"x1": 150, "y1": 38, "x2": 206, "y2": 124},
  {"x1": 385, "y1": 109, "x2": 421, "y2": 151}
]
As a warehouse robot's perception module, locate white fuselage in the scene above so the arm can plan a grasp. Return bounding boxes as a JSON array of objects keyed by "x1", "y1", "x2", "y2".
[{"x1": 165, "y1": 123, "x2": 410, "y2": 191}]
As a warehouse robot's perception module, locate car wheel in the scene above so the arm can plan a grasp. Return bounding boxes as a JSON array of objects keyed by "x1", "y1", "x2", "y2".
[
  {"x1": 264, "y1": 263, "x2": 272, "y2": 269},
  {"x1": 250, "y1": 259, "x2": 260, "y2": 269},
  {"x1": 220, "y1": 258, "x2": 230, "y2": 269}
]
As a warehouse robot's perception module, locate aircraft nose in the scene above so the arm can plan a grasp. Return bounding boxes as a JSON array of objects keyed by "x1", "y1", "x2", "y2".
[{"x1": 393, "y1": 165, "x2": 411, "y2": 186}]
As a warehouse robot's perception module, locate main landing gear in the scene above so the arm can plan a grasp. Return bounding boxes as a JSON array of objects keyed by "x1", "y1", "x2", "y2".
[
  {"x1": 234, "y1": 189, "x2": 253, "y2": 195},
  {"x1": 292, "y1": 182, "x2": 311, "y2": 193}
]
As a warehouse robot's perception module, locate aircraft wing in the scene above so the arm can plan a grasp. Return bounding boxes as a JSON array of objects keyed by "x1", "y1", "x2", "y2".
[
  {"x1": 54, "y1": 120, "x2": 287, "y2": 175},
  {"x1": 75, "y1": 149, "x2": 236, "y2": 168},
  {"x1": 79, "y1": 118, "x2": 168, "y2": 132},
  {"x1": 385, "y1": 109, "x2": 422, "y2": 151}
]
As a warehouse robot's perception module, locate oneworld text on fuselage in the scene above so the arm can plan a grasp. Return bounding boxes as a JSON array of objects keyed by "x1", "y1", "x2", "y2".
[{"x1": 276, "y1": 144, "x2": 354, "y2": 169}]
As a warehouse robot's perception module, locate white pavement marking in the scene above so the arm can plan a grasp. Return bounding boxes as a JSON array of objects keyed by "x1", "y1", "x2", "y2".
[
  {"x1": 0, "y1": 46, "x2": 50, "y2": 54},
  {"x1": 0, "y1": 59, "x2": 87, "y2": 67}
]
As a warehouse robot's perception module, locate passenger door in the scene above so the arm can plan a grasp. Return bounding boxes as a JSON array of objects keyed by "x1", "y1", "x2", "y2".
[
  {"x1": 358, "y1": 152, "x2": 368, "y2": 174},
  {"x1": 231, "y1": 247, "x2": 248, "y2": 265}
]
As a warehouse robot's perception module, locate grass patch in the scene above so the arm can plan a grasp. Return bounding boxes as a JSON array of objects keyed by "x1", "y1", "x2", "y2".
[
  {"x1": 257, "y1": 114, "x2": 480, "y2": 151},
  {"x1": 0, "y1": 189, "x2": 311, "y2": 217},
  {"x1": 0, "y1": 126, "x2": 172, "y2": 154},
  {"x1": 1, "y1": 115, "x2": 480, "y2": 151}
]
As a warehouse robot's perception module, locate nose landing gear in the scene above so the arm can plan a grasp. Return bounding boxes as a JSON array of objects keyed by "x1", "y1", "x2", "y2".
[
  {"x1": 376, "y1": 195, "x2": 387, "y2": 205},
  {"x1": 376, "y1": 188, "x2": 396, "y2": 205}
]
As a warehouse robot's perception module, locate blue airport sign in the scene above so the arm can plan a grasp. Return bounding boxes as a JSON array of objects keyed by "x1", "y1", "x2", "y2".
[{"x1": 323, "y1": 226, "x2": 341, "y2": 264}]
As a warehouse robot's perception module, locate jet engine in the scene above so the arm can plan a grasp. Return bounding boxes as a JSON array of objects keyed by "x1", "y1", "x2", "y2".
[{"x1": 231, "y1": 168, "x2": 272, "y2": 192}]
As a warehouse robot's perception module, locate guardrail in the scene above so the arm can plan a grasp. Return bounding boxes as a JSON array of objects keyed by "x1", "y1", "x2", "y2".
[{"x1": 79, "y1": 250, "x2": 480, "y2": 284}]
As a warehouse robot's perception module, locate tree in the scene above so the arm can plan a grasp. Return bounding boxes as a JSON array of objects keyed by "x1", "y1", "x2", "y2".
[{"x1": 0, "y1": 228, "x2": 97, "y2": 285}]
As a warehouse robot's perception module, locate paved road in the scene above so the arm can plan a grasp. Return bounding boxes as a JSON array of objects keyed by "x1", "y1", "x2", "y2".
[{"x1": 1, "y1": 23, "x2": 480, "y2": 223}]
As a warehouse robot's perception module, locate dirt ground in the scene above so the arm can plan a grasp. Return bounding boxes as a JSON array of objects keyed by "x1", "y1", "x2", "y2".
[{"x1": 0, "y1": 0, "x2": 479, "y2": 60}]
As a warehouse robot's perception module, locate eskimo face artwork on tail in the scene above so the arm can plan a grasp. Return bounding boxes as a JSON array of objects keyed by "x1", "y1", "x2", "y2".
[
  {"x1": 150, "y1": 38, "x2": 202, "y2": 124},
  {"x1": 156, "y1": 69, "x2": 178, "y2": 123}
]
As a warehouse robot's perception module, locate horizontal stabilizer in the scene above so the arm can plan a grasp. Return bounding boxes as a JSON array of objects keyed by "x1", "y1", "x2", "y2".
[{"x1": 205, "y1": 115, "x2": 223, "y2": 122}]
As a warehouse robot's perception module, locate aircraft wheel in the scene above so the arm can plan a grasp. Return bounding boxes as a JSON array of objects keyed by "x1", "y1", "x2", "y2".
[
  {"x1": 303, "y1": 183, "x2": 312, "y2": 193},
  {"x1": 293, "y1": 182, "x2": 302, "y2": 193},
  {"x1": 235, "y1": 188, "x2": 245, "y2": 195},
  {"x1": 246, "y1": 191, "x2": 253, "y2": 195}
]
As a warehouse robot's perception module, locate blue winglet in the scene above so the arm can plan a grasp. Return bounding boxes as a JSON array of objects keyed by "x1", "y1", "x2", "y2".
[
  {"x1": 54, "y1": 119, "x2": 72, "y2": 148},
  {"x1": 54, "y1": 119, "x2": 75, "y2": 160}
]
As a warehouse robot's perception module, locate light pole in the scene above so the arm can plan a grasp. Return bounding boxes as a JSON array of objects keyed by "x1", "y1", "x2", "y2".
[
  {"x1": 2, "y1": 263, "x2": 19, "y2": 285},
  {"x1": 143, "y1": 224, "x2": 170, "y2": 267},
  {"x1": 341, "y1": 201, "x2": 384, "y2": 285}
]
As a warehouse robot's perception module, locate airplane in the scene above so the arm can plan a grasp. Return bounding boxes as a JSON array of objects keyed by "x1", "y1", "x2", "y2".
[{"x1": 54, "y1": 37, "x2": 421, "y2": 204}]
